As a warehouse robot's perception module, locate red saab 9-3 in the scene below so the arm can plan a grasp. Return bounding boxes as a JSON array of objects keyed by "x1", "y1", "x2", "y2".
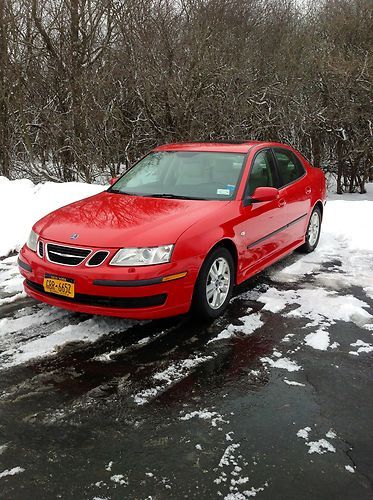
[{"x1": 18, "y1": 141, "x2": 326, "y2": 320}]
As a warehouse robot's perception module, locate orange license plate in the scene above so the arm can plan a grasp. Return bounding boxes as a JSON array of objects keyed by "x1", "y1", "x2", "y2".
[{"x1": 43, "y1": 274, "x2": 75, "y2": 298}]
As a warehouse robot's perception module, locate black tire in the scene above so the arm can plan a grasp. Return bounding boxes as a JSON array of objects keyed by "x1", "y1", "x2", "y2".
[
  {"x1": 192, "y1": 246, "x2": 235, "y2": 320},
  {"x1": 298, "y1": 206, "x2": 322, "y2": 253}
]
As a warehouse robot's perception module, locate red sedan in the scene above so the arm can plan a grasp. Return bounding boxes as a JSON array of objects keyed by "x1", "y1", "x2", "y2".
[{"x1": 18, "y1": 141, "x2": 326, "y2": 320}]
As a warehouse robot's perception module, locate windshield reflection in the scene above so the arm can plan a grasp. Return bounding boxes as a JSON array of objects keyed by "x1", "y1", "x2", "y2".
[{"x1": 110, "y1": 151, "x2": 245, "y2": 201}]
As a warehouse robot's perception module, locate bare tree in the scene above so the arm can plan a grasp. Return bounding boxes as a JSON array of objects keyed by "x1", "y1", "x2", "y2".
[{"x1": 0, "y1": 0, "x2": 371, "y2": 191}]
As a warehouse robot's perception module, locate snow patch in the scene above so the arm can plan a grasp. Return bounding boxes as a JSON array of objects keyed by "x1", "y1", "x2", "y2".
[
  {"x1": 259, "y1": 287, "x2": 372, "y2": 329},
  {"x1": 297, "y1": 427, "x2": 336, "y2": 454},
  {"x1": 208, "y1": 313, "x2": 263, "y2": 343},
  {"x1": 134, "y1": 355, "x2": 213, "y2": 405},
  {"x1": 330, "y1": 342, "x2": 340, "y2": 349},
  {"x1": 0, "y1": 306, "x2": 67, "y2": 336},
  {"x1": 345, "y1": 465, "x2": 355, "y2": 473},
  {"x1": 0, "y1": 444, "x2": 8, "y2": 454},
  {"x1": 349, "y1": 339, "x2": 373, "y2": 355},
  {"x1": 296, "y1": 427, "x2": 311, "y2": 440},
  {"x1": 261, "y1": 356, "x2": 302, "y2": 372},
  {"x1": 284, "y1": 379, "x2": 305, "y2": 387},
  {"x1": 0, "y1": 316, "x2": 136, "y2": 367},
  {"x1": 219, "y1": 443, "x2": 240, "y2": 467},
  {"x1": 0, "y1": 466, "x2": 24, "y2": 478},
  {"x1": 306, "y1": 439, "x2": 336, "y2": 454},
  {"x1": 325, "y1": 429, "x2": 337, "y2": 439},
  {"x1": 0, "y1": 292, "x2": 26, "y2": 306},
  {"x1": 153, "y1": 355, "x2": 213, "y2": 384},
  {"x1": 110, "y1": 474, "x2": 128, "y2": 485},
  {"x1": 180, "y1": 409, "x2": 228, "y2": 427},
  {"x1": 304, "y1": 328, "x2": 330, "y2": 351}
]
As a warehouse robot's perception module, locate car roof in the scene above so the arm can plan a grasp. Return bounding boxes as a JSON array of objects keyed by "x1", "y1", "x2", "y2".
[{"x1": 153, "y1": 141, "x2": 268, "y2": 154}]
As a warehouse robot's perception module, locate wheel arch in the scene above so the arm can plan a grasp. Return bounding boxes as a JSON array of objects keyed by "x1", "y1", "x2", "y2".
[
  {"x1": 313, "y1": 200, "x2": 324, "y2": 220},
  {"x1": 206, "y1": 238, "x2": 239, "y2": 284}
]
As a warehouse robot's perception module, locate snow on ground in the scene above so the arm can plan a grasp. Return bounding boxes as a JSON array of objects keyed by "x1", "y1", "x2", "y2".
[
  {"x1": 0, "y1": 467, "x2": 25, "y2": 479},
  {"x1": 260, "y1": 355, "x2": 302, "y2": 372},
  {"x1": 0, "y1": 176, "x2": 105, "y2": 257},
  {"x1": 349, "y1": 339, "x2": 373, "y2": 356},
  {"x1": 208, "y1": 310, "x2": 263, "y2": 343},
  {"x1": 257, "y1": 287, "x2": 372, "y2": 329},
  {"x1": 296, "y1": 427, "x2": 337, "y2": 455},
  {"x1": 180, "y1": 409, "x2": 229, "y2": 428},
  {"x1": 284, "y1": 379, "x2": 305, "y2": 387},
  {"x1": 0, "y1": 444, "x2": 8, "y2": 454},
  {"x1": 306, "y1": 439, "x2": 336, "y2": 455},
  {"x1": 271, "y1": 184, "x2": 373, "y2": 290},
  {"x1": 133, "y1": 354, "x2": 213, "y2": 405},
  {"x1": 345, "y1": 465, "x2": 355, "y2": 473},
  {"x1": 0, "y1": 255, "x2": 25, "y2": 303},
  {"x1": 0, "y1": 313, "x2": 137, "y2": 368},
  {"x1": 0, "y1": 306, "x2": 68, "y2": 336},
  {"x1": 304, "y1": 328, "x2": 330, "y2": 350}
]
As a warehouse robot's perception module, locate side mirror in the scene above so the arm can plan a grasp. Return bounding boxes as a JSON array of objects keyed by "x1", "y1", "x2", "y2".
[
  {"x1": 250, "y1": 187, "x2": 279, "y2": 203},
  {"x1": 109, "y1": 177, "x2": 118, "y2": 186}
]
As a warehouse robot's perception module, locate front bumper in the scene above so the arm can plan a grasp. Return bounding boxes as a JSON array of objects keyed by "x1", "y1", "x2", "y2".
[{"x1": 18, "y1": 242, "x2": 200, "y2": 319}]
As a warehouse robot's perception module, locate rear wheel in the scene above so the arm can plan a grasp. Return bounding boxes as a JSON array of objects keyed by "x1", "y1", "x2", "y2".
[
  {"x1": 299, "y1": 206, "x2": 322, "y2": 253},
  {"x1": 192, "y1": 247, "x2": 234, "y2": 320}
]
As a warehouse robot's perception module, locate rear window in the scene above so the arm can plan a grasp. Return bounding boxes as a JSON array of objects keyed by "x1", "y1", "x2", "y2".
[{"x1": 273, "y1": 148, "x2": 305, "y2": 187}]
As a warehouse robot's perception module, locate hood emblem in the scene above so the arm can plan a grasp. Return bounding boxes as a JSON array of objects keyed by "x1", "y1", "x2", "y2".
[{"x1": 70, "y1": 233, "x2": 79, "y2": 240}]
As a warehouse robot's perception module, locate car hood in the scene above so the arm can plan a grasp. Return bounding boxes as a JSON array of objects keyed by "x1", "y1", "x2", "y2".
[{"x1": 34, "y1": 191, "x2": 231, "y2": 248}]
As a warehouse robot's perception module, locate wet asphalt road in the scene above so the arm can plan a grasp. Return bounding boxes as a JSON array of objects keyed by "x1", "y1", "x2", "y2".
[{"x1": 0, "y1": 253, "x2": 373, "y2": 500}]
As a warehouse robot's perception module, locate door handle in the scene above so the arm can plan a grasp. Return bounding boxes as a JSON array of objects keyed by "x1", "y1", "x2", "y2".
[
  {"x1": 278, "y1": 198, "x2": 286, "y2": 208},
  {"x1": 305, "y1": 187, "x2": 312, "y2": 195}
]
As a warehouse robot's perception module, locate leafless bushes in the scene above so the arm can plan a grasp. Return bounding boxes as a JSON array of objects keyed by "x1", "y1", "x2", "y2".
[{"x1": 0, "y1": 0, "x2": 371, "y2": 191}]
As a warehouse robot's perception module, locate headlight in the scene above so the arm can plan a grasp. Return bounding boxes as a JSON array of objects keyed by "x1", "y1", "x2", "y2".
[
  {"x1": 110, "y1": 245, "x2": 174, "y2": 266},
  {"x1": 26, "y1": 229, "x2": 39, "y2": 252}
]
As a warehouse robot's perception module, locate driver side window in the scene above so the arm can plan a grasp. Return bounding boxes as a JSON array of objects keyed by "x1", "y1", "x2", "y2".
[{"x1": 246, "y1": 150, "x2": 276, "y2": 197}]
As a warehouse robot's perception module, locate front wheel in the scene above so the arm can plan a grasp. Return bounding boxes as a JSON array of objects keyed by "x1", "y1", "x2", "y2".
[
  {"x1": 192, "y1": 247, "x2": 234, "y2": 320},
  {"x1": 299, "y1": 206, "x2": 322, "y2": 253}
]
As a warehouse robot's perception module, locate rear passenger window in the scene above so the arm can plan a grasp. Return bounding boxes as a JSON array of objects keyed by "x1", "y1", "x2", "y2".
[{"x1": 273, "y1": 149, "x2": 305, "y2": 187}]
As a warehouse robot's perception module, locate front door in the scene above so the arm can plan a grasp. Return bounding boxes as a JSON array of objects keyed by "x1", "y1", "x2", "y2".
[{"x1": 238, "y1": 149, "x2": 287, "y2": 277}]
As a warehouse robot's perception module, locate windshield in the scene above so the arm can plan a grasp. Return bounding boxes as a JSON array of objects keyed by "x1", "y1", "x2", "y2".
[{"x1": 110, "y1": 151, "x2": 246, "y2": 200}]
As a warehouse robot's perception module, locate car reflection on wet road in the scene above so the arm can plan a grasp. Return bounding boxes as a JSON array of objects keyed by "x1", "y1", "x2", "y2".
[{"x1": 0, "y1": 251, "x2": 373, "y2": 500}]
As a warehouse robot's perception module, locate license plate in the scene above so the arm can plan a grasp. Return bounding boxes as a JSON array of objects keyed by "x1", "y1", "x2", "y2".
[{"x1": 43, "y1": 274, "x2": 75, "y2": 298}]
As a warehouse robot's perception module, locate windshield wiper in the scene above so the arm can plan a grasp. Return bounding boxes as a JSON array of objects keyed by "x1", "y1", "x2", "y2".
[
  {"x1": 108, "y1": 188, "x2": 132, "y2": 195},
  {"x1": 149, "y1": 193, "x2": 207, "y2": 200}
]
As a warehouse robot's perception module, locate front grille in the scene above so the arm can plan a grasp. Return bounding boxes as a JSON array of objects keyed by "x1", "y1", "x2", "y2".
[
  {"x1": 26, "y1": 280, "x2": 167, "y2": 309},
  {"x1": 46, "y1": 243, "x2": 91, "y2": 266},
  {"x1": 38, "y1": 241, "x2": 44, "y2": 258},
  {"x1": 86, "y1": 250, "x2": 109, "y2": 267}
]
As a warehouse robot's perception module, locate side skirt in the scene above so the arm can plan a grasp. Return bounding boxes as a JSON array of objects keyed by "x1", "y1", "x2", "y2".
[{"x1": 236, "y1": 237, "x2": 305, "y2": 285}]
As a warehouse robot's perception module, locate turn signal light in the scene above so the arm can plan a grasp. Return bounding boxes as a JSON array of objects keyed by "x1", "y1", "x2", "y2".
[{"x1": 161, "y1": 272, "x2": 187, "y2": 282}]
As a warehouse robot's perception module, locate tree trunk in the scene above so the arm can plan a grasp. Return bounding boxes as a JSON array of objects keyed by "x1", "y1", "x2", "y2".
[
  {"x1": 0, "y1": 0, "x2": 10, "y2": 178},
  {"x1": 336, "y1": 139, "x2": 343, "y2": 194}
]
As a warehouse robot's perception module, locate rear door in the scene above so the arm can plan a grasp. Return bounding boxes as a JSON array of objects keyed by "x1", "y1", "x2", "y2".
[{"x1": 272, "y1": 147, "x2": 312, "y2": 244}]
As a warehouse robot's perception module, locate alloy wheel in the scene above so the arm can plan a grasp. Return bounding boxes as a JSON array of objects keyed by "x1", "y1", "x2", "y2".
[
  {"x1": 206, "y1": 257, "x2": 231, "y2": 309},
  {"x1": 308, "y1": 211, "x2": 320, "y2": 246}
]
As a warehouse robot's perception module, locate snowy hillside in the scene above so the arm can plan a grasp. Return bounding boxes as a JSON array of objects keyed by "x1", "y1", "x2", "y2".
[{"x1": 0, "y1": 176, "x2": 105, "y2": 257}]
